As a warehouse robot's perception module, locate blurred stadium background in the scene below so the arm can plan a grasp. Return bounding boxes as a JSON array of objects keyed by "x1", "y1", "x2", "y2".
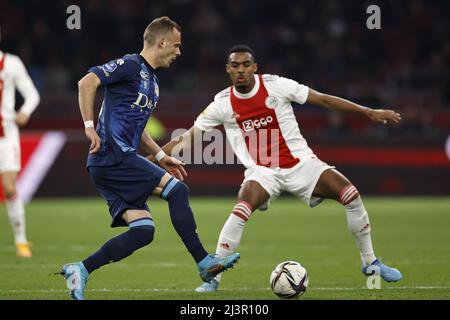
[
  {"x1": 0, "y1": 0, "x2": 449, "y2": 300},
  {"x1": 1, "y1": 0, "x2": 449, "y2": 199}
]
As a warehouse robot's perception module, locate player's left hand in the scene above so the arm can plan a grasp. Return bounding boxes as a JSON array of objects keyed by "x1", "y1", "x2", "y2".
[
  {"x1": 15, "y1": 112, "x2": 30, "y2": 127},
  {"x1": 159, "y1": 156, "x2": 187, "y2": 181},
  {"x1": 367, "y1": 109, "x2": 402, "y2": 125}
]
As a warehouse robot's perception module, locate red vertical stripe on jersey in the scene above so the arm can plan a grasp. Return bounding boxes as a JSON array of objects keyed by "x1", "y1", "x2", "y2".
[
  {"x1": 0, "y1": 53, "x2": 5, "y2": 137},
  {"x1": 230, "y1": 75, "x2": 299, "y2": 168}
]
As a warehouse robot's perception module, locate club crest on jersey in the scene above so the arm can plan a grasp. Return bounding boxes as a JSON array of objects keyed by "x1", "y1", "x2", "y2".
[
  {"x1": 242, "y1": 115, "x2": 273, "y2": 132},
  {"x1": 265, "y1": 96, "x2": 278, "y2": 109},
  {"x1": 140, "y1": 70, "x2": 149, "y2": 80}
]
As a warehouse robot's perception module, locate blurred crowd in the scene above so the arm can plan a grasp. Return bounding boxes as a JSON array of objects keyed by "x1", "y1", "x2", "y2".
[{"x1": 1, "y1": 0, "x2": 449, "y2": 138}]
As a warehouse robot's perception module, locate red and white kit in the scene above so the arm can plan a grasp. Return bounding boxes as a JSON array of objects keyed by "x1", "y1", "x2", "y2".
[
  {"x1": 195, "y1": 74, "x2": 334, "y2": 208},
  {"x1": 0, "y1": 51, "x2": 40, "y2": 172}
]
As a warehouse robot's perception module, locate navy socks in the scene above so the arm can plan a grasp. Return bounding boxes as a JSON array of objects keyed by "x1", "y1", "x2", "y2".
[
  {"x1": 161, "y1": 178, "x2": 208, "y2": 263},
  {"x1": 82, "y1": 178, "x2": 208, "y2": 274},
  {"x1": 82, "y1": 218, "x2": 154, "y2": 274}
]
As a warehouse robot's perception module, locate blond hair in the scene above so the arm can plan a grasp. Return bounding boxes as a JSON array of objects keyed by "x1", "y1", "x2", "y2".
[{"x1": 143, "y1": 16, "x2": 181, "y2": 46}]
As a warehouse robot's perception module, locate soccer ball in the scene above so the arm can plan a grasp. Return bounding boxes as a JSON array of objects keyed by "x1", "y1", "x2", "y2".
[{"x1": 270, "y1": 261, "x2": 309, "y2": 299}]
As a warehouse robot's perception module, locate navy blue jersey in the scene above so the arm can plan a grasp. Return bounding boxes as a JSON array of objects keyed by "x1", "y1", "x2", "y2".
[{"x1": 87, "y1": 54, "x2": 159, "y2": 167}]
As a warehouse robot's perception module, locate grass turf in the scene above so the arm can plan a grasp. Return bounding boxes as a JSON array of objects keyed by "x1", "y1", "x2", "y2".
[{"x1": 1, "y1": 197, "x2": 449, "y2": 300}]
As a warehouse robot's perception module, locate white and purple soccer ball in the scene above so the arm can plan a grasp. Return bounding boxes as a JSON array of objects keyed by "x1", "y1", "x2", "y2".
[{"x1": 270, "y1": 261, "x2": 309, "y2": 299}]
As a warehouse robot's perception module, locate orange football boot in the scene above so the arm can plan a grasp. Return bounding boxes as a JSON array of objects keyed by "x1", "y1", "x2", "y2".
[{"x1": 16, "y1": 242, "x2": 32, "y2": 258}]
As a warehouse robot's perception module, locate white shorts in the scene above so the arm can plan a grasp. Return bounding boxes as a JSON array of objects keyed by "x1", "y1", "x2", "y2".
[
  {"x1": 0, "y1": 124, "x2": 21, "y2": 172},
  {"x1": 242, "y1": 156, "x2": 335, "y2": 210}
]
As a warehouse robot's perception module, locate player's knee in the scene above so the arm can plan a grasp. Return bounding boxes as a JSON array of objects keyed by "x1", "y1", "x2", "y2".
[
  {"x1": 131, "y1": 224, "x2": 155, "y2": 246},
  {"x1": 161, "y1": 179, "x2": 189, "y2": 201},
  {"x1": 142, "y1": 225, "x2": 155, "y2": 245},
  {"x1": 129, "y1": 219, "x2": 155, "y2": 246},
  {"x1": 174, "y1": 181, "x2": 189, "y2": 196},
  {"x1": 339, "y1": 185, "x2": 360, "y2": 206},
  {"x1": 2, "y1": 184, "x2": 17, "y2": 199}
]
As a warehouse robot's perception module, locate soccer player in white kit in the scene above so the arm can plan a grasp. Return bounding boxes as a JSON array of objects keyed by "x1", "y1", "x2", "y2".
[
  {"x1": 0, "y1": 49, "x2": 40, "y2": 257},
  {"x1": 161, "y1": 45, "x2": 403, "y2": 291}
]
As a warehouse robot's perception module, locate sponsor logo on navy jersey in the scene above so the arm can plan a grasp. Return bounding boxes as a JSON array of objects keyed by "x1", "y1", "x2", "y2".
[
  {"x1": 131, "y1": 69, "x2": 159, "y2": 112},
  {"x1": 132, "y1": 92, "x2": 157, "y2": 111},
  {"x1": 103, "y1": 62, "x2": 117, "y2": 73}
]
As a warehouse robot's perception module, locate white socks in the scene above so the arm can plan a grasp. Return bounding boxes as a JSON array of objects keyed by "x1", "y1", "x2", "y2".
[
  {"x1": 214, "y1": 201, "x2": 253, "y2": 282},
  {"x1": 344, "y1": 196, "x2": 376, "y2": 265},
  {"x1": 209, "y1": 192, "x2": 376, "y2": 286},
  {"x1": 216, "y1": 214, "x2": 246, "y2": 258},
  {"x1": 6, "y1": 197, "x2": 27, "y2": 244}
]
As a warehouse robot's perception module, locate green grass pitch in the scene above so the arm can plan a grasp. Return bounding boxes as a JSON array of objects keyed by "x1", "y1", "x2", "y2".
[{"x1": 1, "y1": 197, "x2": 449, "y2": 300}]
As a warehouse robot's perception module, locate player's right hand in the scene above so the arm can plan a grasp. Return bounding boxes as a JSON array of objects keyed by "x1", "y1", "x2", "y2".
[
  {"x1": 367, "y1": 109, "x2": 402, "y2": 124},
  {"x1": 85, "y1": 127, "x2": 101, "y2": 154},
  {"x1": 15, "y1": 112, "x2": 30, "y2": 127}
]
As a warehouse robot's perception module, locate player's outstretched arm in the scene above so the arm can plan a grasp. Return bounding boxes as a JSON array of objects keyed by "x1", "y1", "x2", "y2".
[
  {"x1": 160, "y1": 126, "x2": 203, "y2": 157},
  {"x1": 307, "y1": 88, "x2": 402, "y2": 125},
  {"x1": 78, "y1": 73, "x2": 102, "y2": 153}
]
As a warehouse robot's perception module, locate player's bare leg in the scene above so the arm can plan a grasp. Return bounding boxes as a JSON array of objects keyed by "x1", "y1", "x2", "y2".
[
  {"x1": 152, "y1": 172, "x2": 172, "y2": 196},
  {"x1": 196, "y1": 181, "x2": 269, "y2": 292},
  {"x1": 1, "y1": 171, "x2": 31, "y2": 258},
  {"x1": 312, "y1": 168, "x2": 402, "y2": 282},
  {"x1": 121, "y1": 209, "x2": 152, "y2": 222}
]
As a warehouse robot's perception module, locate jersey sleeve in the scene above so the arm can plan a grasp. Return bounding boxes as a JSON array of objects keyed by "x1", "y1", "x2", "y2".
[
  {"x1": 88, "y1": 58, "x2": 140, "y2": 86},
  {"x1": 267, "y1": 75, "x2": 309, "y2": 105},
  {"x1": 194, "y1": 101, "x2": 223, "y2": 132},
  {"x1": 12, "y1": 56, "x2": 40, "y2": 117}
]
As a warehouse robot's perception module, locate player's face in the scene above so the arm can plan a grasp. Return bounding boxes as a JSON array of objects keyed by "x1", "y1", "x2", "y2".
[
  {"x1": 226, "y1": 52, "x2": 257, "y2": 93},
  {"x1": 159, "y1": 28, "x2": 181, "y2": 68}
]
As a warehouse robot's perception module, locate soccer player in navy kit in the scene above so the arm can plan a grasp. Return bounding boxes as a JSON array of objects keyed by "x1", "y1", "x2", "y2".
[{"x1": 60, "y1": 17, "x2": 239, "y2": 300}]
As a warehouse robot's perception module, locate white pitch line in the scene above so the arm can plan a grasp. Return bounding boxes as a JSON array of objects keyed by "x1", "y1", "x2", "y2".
[
  {"x1": 310, "y1": 286, "x2": 450, "y2": 291},
  {"x1": 1, "y1": 286, "x2": 450, "y2": 294},
  {"x1": 0, "y1": 262, "x2": 185, "y2": 269},
  {"x1": 0, "y1": 260, "x2": 449, "y2": 269}
]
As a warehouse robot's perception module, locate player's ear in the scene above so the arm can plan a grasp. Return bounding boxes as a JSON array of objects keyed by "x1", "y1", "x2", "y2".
[
  {"x1": 158, "y1": 36, "x2": 165, "y2": 49},
  {"x1": 253, "y1": 63, "x2": 258, "y2": 73},
  {"x1": 225, "y1": 63, "x2": 231, "y2": 74}
]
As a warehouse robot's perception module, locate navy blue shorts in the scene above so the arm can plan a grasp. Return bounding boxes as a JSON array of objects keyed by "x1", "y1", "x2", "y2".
[{"x1": 88, "y1": 154, "x2": 166, "y2": 227}]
